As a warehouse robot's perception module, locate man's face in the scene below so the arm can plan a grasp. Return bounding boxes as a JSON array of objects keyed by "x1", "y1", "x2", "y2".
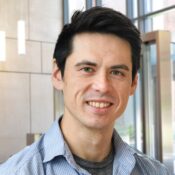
[{"x1": 53, "y1": 33, "x2": 137, "y2": 130}]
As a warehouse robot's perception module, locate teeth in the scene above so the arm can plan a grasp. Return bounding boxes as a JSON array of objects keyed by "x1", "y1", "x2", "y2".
[{"x1": 88, "y1": 101, "x2": 111, "y2": 108}]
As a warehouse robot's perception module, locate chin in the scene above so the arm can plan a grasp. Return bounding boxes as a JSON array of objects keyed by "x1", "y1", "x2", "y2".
[{"x1": 83, "y1": 118, "x2": 113, "y2": 130}]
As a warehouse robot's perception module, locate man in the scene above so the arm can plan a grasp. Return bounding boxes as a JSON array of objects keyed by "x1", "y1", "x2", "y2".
[{"x1": 0, "y1": 6, "x2": 170, "y2": 175}]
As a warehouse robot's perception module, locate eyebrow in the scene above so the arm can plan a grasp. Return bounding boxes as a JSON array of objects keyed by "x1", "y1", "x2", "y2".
[
  {"x1": 75, "y1": 60, "x2": 97, "y2": 67},
  {"x1": 111, "y1": 64, "x2": 130, "y2": 71},
  {"x1": 75, "y1": 60, "x2": 130, "y2": 71}
]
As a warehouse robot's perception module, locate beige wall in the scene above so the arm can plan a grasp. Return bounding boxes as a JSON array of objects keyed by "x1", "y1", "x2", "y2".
[{"x1": 0, "y1": 0, "x2": 63, "y2": 162}]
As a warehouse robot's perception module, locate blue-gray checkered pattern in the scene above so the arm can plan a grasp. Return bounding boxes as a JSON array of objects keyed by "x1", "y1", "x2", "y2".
[{"x1": 0, "y1": 119, "x2": 170, "y2": 175}]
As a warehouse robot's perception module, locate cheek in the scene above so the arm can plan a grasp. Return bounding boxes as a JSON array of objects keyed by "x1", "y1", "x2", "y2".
[
  {"x1": 63, "y1": 80, "x2": 85, "y2": 104},
  {"x1": 115, "y1": 84, "x2": 131, "y2": 103}
]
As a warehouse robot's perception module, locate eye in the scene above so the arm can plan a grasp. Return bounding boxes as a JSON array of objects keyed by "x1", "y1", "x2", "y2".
[
  {"x1": 111, "y1": 70, "x2": 124, "y2": 76},
  {"x1": 81, "y1": 67, "x2": 94, "y2": 73}
]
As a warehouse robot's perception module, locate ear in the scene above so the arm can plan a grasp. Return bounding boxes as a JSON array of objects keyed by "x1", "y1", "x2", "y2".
[
  {"x1": 52, "y1": 60, "x2": 64, "y2": 90},
  {"x1": 129, "y1": 74, "x2": 138, "y2": 96}
]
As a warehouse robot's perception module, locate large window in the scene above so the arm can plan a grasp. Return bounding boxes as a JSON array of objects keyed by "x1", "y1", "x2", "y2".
[
  {"x1": 144, "y1": 0, "x2": 175, "y2": 13},
  {"x1": 128, "y1": 0, "x2": 175, "y2": 33},
  {"x1": 127, "y1": 0, "x2": 175, "y2": 173},
  {"x1": 145, "y1": 9, "x2": 175, "y2": 33}
]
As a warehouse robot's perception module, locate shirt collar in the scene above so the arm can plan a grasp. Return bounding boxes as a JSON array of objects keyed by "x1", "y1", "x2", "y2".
[
  {"x1": 42, "y1": 118, "x2": 137, "y2": 173},
  {"x1": 113, "y1": 130, "x2": 137, "y2": 174},
  {"x1": 42, "y1": 118, "x2": 87, "y2": 174},
  {"x1": 42, "y1": 118, "x2": 66, "y2": 163}
]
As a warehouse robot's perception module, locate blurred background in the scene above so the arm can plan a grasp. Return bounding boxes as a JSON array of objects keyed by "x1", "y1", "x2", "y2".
[{"x1": 0, "y1": 0, "x2": 175, "y2": 174}]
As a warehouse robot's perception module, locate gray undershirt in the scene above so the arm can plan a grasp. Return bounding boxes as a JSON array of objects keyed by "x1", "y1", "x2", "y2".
[{"x1": 73, "y1": 148, "x2": 114, "y2": 175}]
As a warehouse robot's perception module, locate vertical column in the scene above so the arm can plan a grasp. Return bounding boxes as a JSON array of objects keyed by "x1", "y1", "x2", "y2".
[
  {"x1": 156, "y1": 31, "x2": 173, "y2": 171},
  {"x1": 142, "y1": 31, "x2": 173, "y2": 173}
]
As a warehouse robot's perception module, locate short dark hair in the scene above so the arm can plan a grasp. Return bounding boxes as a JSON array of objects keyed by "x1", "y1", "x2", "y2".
[{"x1": 53, "y1": 6, "x2": 141, "y2": 80}]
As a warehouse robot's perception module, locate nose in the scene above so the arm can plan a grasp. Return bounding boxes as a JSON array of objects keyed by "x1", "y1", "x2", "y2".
[{"x1": 92, "y1": 72, "x2": 110, "y2": 93}]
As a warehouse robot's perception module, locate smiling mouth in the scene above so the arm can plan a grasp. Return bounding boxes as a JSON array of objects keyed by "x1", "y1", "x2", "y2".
[{"x1": 87, "y1": 101, "x2": 112, "y2": 108}]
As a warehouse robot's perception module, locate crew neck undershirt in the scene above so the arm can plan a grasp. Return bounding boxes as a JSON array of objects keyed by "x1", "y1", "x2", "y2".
[{"x1": 73, "y1": 147, "x2": 114, "y2": 175}]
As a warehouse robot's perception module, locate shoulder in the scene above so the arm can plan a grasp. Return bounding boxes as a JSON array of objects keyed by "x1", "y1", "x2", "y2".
[
  {"x1": 0, "y1": 136, "x2": 45, "y2": 175},
  {"x1": 112, "y1": 131, "x2": 170, "y2": 174},
  {"x1": 134, "y1": 151, "x2": 170, "y2": 175}
]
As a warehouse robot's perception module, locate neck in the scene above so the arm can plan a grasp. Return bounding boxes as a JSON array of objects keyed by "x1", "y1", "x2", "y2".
[{"x1": 60, "y1": 116, "x2": 114, "y2": 162}]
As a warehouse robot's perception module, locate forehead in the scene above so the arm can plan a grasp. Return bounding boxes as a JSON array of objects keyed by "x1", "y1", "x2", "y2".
[{"x1": 69, "y1": 32, "x2": 132, "y2": 66}]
